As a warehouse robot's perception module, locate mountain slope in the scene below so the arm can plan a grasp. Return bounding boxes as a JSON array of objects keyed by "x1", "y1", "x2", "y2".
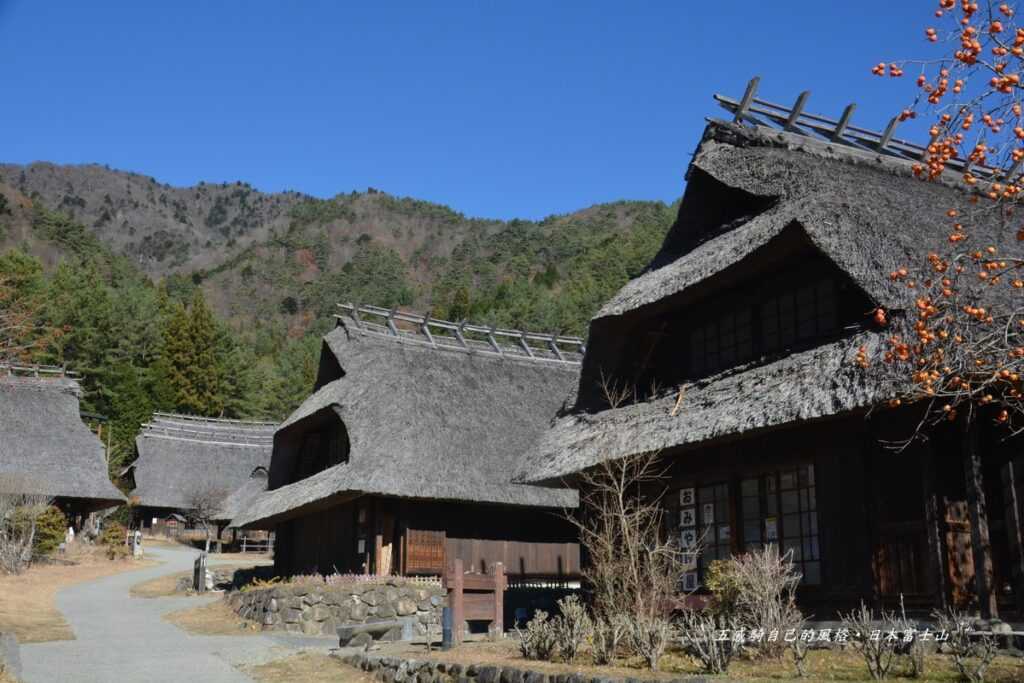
[{"x1": 0, "y1": 162, "x2": 679, "y2": 337}]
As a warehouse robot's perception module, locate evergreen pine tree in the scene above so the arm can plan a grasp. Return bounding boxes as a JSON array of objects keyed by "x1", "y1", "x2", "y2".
[{"x1": 185, "y1": 289, "x2": 222, "y2": 416}]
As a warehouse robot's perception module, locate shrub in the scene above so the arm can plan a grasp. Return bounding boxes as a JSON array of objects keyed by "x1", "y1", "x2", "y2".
[
  {"x1": 99, "y1": 521, "x2": 128, "y2": 560},
  {"x1": 625, "y1": 614, "x2": 674, "y2": 671},
  {"x1": 704, "y1": 558, "x2": 742, "y2": 615},
  {"x1": 724, "y1": 545, "x2": 804, "y2": 659},
  {"x1": 0, "y1": 488, "x2": 53, "y2": 574},
  {"x1": 550, "y1": 595, "x2": 591, "y2": 662},
  {"x1": 33, "y1": 506, "x2": 67, "y2": 556},
  {"x1": 840, "y1": 601, "x2": 897, "y2": 680},
  {"x1": 591, "y1": 614, "x2": 629, "y2": 665},
  {"x1": 514, "y1": 610, "x2": 558, "y2": 661},
  {"x1": 932, "y1": 608, "x2": 997, "y2": 683},
  {"x1": 678, "y1": 609, "x2": 739, "y2": 674}
]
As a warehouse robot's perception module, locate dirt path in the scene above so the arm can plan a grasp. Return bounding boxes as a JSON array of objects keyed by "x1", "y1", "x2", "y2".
[{"x1": 19, "y1": 545, "x2": 336, "y2": 683}]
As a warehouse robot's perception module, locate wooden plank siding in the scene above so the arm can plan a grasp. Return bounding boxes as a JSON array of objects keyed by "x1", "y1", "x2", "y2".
[
  {"x1": 654, "y1": 411, "x2": 1024, "y2": 617},
  {"x1": 274, "y1": 495, "x2": 580, "y2": 579}
]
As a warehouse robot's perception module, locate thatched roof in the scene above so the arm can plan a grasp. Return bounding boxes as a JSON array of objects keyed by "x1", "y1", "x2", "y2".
[
  {"x1": 513, "y1": 119, "x2": 1018, "y2": 484},
  {"x1": 0, "y1": 370, "x2": 125, "y2": 507},
  {"x1": 233, "y1": 314, "x2": 580, "y2": 528},
  {"x1": 131, "y1": 413, "x2": 275, "y2": 516}
]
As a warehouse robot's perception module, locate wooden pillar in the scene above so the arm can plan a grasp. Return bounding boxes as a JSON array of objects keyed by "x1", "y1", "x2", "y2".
[
  {"x1": 491, "y1": 562, "x2": 504, "y2": 640},
  {"x1": 373, "y1": 499, "x2": 384, "y2": 576},
  {"x1": 962, "y1": 415, "x2": 998, "y2": 618},
  {"x1": 921, "y1": 444, "x2": 949, "y2": 611},
  {"x1": 449, "y1": 558, "x2": 464, "y2": 646},
  {"x1": 1001, "y1": 458, "x2": 1024, "y2": 614}
]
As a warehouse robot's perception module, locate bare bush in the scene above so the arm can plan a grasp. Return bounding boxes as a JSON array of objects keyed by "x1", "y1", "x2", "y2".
[
  {"x1": 728, "y1": 545, "x2": 805, "y2": 659},
  {"x1": 840, "y1": 601, "x2": 897, "y2": 680},
  {"x1": 591, "y1": 614, "x2": 629, "y2": 665},
  {"x1": 932, "y1": 608, "x2": 998, "y2": 683},
  {"x1": 0, "y1": 478, "x2": 53, "y2": 574},
  {"x1": 890, "y1": 596, "x2": 929, "y2": 679},
  {"x1": 185, "y1": 486, "x2": 227, "y2": 553},
  {"x1": 550, "y1": 594, "x2": 591, "y2": 663},
  {"x1": 514, "y1": 610, "x2": 558, "y2": 661},
  {"x1": 625, "y1": 614, "x2": 674, "y2": 671},
  {"x1": 677, "y1": 609, "x2": 739, "y2": 675}
]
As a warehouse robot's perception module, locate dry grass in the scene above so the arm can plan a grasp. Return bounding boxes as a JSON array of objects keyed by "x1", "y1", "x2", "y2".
[
  {"x1": 242, "y1": 653, "x2": 375, "y2": 683},
  {"x1": 0, "y1": 670, "x2": 17, "y2": 683},
  {"x1": 163, "y1": 598, "x2": 261, "y2": 636},
  {"x1": 0, "y1": 544, "x2": 154, "y2": 643},
  {"x1": 379, "y1": 639, "x2": 1024, "y2": 682}
]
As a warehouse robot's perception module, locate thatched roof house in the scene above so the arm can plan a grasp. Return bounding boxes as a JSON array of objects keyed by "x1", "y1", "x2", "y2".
[
  {"x1": 0, "y1": 366, "x2": 124, "y2": 511},
  {"x1": 131, "y1": 413, "x2": 275, "y2": 524},
  {"x1": 512, "y1": 87, "x2": 1024, "y2": 618},
  {"x1": 235, "y1": 305, "x2": 582, "y2": 579}
]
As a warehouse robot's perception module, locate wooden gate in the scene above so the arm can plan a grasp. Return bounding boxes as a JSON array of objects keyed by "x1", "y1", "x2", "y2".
[{"x1": 444, "y1": 558, "x2": 506, "y2": 645}]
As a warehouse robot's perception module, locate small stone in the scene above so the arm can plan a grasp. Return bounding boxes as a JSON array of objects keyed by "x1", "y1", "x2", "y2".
[
  {"x1": 302, "y1": 619, "x2": 320, "y2": 635},
  {"x1": 524, "y1": 674, "x2": 547, "y2": 683},
  {"x1": 362, "y1": 591, "x2": 381, "y2": 607},
  {"x1": 377, "y1": 604, "x2": 398, "y2": 619},
  {"x1": 395, "y1": 599, "x2": 418, "y2": 616},
  {"x1": 312, "y1": 605, "x2": 329, "y2": 621},
  {"x1": 429, "y1": 595, "x2": 443, "y2": 607},
  {"x1": 350, "y1": 603, "x2": 369, "y2": 621},
  {"x1": 349, "y1": 632, "x2": 373, "y2": 649},
  {"x1": 283, "y1": 607, "x2": 303, "y2": 623}
]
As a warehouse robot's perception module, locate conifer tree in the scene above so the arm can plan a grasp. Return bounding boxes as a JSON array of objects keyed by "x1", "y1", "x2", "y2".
[{"x1": 186, "y1": 289, "x2": 222, "y2": 416}]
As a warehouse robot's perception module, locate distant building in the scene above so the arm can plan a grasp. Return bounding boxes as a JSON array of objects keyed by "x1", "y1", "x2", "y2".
[
  {"x1": 0, "y1": 365, "x2": 125, "y2": 522},
  {"x1": 129, "y1": 413, "x2": 275, "y2": 543},
  {"x1": 234, "y1": 305, "x2": 581, "y2": 580}
]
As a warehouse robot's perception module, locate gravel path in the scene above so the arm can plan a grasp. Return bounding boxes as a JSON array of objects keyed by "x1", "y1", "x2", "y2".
[{"x1": 20, "y1": 545, "x2": 336, "y2": 683}]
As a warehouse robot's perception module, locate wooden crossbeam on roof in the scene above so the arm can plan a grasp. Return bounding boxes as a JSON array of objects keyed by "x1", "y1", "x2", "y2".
[
  {"x1": 0, "y1": 363, "x2": 76, "y2": 378},
  {"x1": 714, "y1": 76, "x2": 1021, "y2": 187},
  {"x1": 150, "y1": 412, "x2": 277, "y2": 427},
  {"x1": 335, "y1": 303, "x2": 585, "y2": 366}
]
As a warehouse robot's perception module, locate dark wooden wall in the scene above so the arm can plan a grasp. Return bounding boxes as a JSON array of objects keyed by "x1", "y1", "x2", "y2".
[{"x1": 275, "y1": 496, "x2": 580, "y2": 579}]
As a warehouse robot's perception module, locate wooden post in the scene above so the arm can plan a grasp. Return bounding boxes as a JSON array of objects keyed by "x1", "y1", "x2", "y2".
[
  {"x1": 921, "y1": 445, "x2": 949, "y2": 610},
  {"x1": 962, "y1": 415, "x2": 998, "y2": 618},
  {"x1": 491, "y1": 562, "x2": 504, "y2": 640},
  {"x1": 450, "y1": 558, "x2": 464, "y2": 646},
  {"x1": 1001, "y1": 459, "x2": 1024, "y2": 614}
]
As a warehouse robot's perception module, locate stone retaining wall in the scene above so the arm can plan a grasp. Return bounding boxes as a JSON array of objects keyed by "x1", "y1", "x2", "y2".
[
  {"x1": 228, "y1": 578, "x2": 446, "y2": 637},
  {"x1": 338, "y1": 652, "x2": 709, "y2": 683}
]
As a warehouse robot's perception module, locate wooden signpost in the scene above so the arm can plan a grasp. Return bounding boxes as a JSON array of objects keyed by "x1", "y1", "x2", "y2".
[{"x1": 444, "y1": 558, "x2": 506, "y2": 646}]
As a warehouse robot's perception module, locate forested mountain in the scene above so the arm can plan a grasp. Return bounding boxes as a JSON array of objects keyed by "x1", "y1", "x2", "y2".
[{"x1": 0, "y1": 161, "x2": 679, "y2": 486}]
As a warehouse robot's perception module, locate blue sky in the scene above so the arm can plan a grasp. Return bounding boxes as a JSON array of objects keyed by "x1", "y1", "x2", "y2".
[{"x1": 0, "y1": 1, "x2": 934, "y2": 220}]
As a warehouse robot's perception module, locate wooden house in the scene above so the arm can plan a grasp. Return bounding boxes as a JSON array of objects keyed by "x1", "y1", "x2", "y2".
[
  {"x1": 0, "y1": 365, "x2": 125, "y2": 521},
  {"x1": 233, "y1": 305, "x2": 581, "y2": 580},
  {"x1": 129, "y1": 413, "x2": 275, "y2": 540},
  {"x1": 513, "y1": 84, "x2": 1024, "y2": 619}
]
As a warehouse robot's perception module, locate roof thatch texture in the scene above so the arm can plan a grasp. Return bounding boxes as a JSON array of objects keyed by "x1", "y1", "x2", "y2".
[
  {"x1": 0, "y1": 373, "x2": 125, "y2": 505},
  {"x1": 131, "y1": 414, "x2": 274, "y2": 516},
  {"x1": 232, "y1": 320, "x2": 580, "y2": 528},
  {"x1": 514, "y1": 119, "x2": 1014, "y2": 484}
]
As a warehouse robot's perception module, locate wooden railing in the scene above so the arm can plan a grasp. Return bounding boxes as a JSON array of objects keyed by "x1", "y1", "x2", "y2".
[
  {"x1": 0, "y1": 363, "x2": 76, "y2": 378},
  {"x1": 336, "y1": 303, "x2": 585, "y2": 366},
  {"x1": 717, "y1": 77, "x2": 1018, "y2": 185}
]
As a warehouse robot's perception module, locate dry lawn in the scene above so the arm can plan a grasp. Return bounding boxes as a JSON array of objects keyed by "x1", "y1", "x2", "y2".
[
  {"x1": 380, "y1": 639, "x2": 1024, "y2": 682},
  {"x1": 0, "y1": 544, "x2": 154, "y2": 643},
  {"x1": 242, "y1": 653, "x2": 375, "y2": 683},
  {"x1": 163, "y1": 599, "x2": 261, "y2": 636}
]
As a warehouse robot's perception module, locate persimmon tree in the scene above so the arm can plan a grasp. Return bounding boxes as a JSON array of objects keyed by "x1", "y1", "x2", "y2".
[{"x1": 865, "y1": 0, "x2": 1024, "y2": 441}]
